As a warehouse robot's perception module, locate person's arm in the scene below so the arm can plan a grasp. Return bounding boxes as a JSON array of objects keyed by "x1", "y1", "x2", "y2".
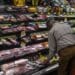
[{"x1": 48, "y1": 30, "x2": 56, "y2": 60}]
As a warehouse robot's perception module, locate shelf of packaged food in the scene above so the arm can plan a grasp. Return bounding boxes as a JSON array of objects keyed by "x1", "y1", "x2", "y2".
[
  {"x1": 0, "y1": 27, "x2": 48, "y2": 37},
  {"x1": 26, "y1": 38, "x2": 48, "y2": 46},
  {"x1": 1, "y1": 14, "x2": 75, "y2": 24},
  {"x1": 0, "y1": 30, "x2": 22, "y2": 37},
  {"x1": 0, "y1": 63, "x2": 59, "y2": 75},
  {"x1": 0, "y1": 47, "x2": 49, "y2": 65},
  {"x1": 0, "y1": 18, "x2": 47, "y2": 24},
  {"x1": 32, "y1": 63, "x2": 59, "y2": 75},
  {"x1": 0, "y1": 58, "x2": 43, "y2": 75}
]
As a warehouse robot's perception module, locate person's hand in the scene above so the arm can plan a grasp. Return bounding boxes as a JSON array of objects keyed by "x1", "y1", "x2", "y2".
[{"x1": 50, "y1": 56, "x2": 59, "y2": 64}]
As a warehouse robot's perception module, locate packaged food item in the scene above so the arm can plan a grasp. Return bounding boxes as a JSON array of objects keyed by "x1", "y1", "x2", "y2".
[
  {"x1": 1, "y1": 39, "x2": 12, "y2": 45},
  {"x1": 5, "y1": 69, "x2": 14, "y2": 75},
  {"x1": 31, "y1": 34, "x2": 37, "y2": 40},
  {"x1": 7, "y1": 38, "x2": 18, "y2": 45},
  {"x1": 26, "y1": 26, "x2": 35, "y2": 31},
  {"x1": 0, "y1": 26, "x2": 9, "y2": 30},
  {"x1": 10, "y1": 16, "x2": 17, "y2": 22},
  {"x1": 2, "y1": 28, "x2": 12, "y2": 34},
  {"x1": 0, "y1": 50, "x2": 13, "y2": 61},
  {"x1": 0, "y1": 41, "x2": 3, "y2": 45},
  {"x1": 33, "y1": 44, "x2": 44, "y2": 50},
  {"x1": 0, "y1": 15, "x2": 4, "y2": 21},
  {"x1": 21, "y1": 37, "x2": 30, "y2": 43},
  {"x1": 15, "y1": 59, "x2": 28, "y2": 67},
  {"x1": 41, "y1": 42, "x2": 49, "y2": 48},
  {"x1": 0, "y1": 71, "x2": 4, "y2": 75},
  {"x1": 1, "y1": 63, "x2": 15, "y2": 71}
]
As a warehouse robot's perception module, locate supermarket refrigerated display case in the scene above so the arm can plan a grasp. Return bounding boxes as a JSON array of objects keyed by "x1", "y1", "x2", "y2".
[{"x1": 0, "y1": 0, "x2": 75, "y2": 75}]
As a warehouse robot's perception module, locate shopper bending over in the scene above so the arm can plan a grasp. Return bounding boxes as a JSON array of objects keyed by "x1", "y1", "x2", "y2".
[{"x1": 47, "y1": 17, "x2": 75, "y2": 75}]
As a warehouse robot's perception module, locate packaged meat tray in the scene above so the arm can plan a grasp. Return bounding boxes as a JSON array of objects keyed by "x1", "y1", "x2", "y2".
[
  {"x1": 0, "y1": 50, "x2": 13, "y2": 61},
  {"x1": 15, "y1": 59, "x2": 28, "y2": 67},
  {"x1": 3, "y1": 59, "x2": 39, "y2": 75},
  {"x1": 1, "y1": 62, "x2": 15, "y2": 71}
]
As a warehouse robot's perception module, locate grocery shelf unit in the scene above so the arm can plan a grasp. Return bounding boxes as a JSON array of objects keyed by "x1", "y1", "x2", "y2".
[
  {"x1": 0, "y1": 5, "x2": 75, "y2": 75},
  {"x1": 0, "y1": 6, "x2": 56, "y2": 75}
]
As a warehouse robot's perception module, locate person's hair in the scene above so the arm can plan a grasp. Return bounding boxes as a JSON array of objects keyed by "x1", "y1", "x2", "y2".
[{"x1": 46, "y1": 17, "x2": 55, "y2": 29}]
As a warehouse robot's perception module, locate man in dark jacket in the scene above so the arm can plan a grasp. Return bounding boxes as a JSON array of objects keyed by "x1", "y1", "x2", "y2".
[{"x1": 47, "y1": 17, "x2": 75, "y2": 75}]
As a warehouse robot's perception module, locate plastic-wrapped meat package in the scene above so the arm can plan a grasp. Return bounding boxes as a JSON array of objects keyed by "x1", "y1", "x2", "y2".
[
  {"x1": 0, "y1": 51, "x2": 5, "y2": 61},
  {"x1": 15, "y1": 59, "x2": 28, "y2": 67},
  {"x1": 10, "y1": 16, "x2": 17, "y2": 22},
  {"x1": 41, "y1": 42, "x2": 49, "y2": 48},
  {"x1": 11, "y1": 48, "x2": 18, "y2": 57},
  {"x1": 17, "y1": 26, "x2": 25, "y2": 31},
  {"x1": 3, "y1": 50, "x2": 13, "y2": 60},
  {"x1": 0, "y1": 50, "x2": 13, "y2": 61},
  {"x1": 25, "y1": 63, "x2": 34, "y2": 70},
  {"x1": 1, "y1": 62, "x2": 15, "y2": 71},
  {"x1": 22, "y1": 37, "x2": 30, "y2": 43},
  {"x1": 19, "y1": 48, "x2": 28, "y2": 55},
  {"x1": 12, "y1": 28, "x2": 17, "y2": 32},
  {"x1": 17, "y1": 49, "x2": 25, "y2": 57},
  {"x1": 42, "y1": 33, "x2": 48, "y2": 38},
  {"x1": 1, "y1": 39, "x2": 12, "y2": 46},
  {"x1": 28, "y1": 47, "x2": 37, "y2": 53},
  {"x1": 0, "y1": 41, "x2": 3, "y2": 45},
  {"x1": 14, "y1": 66, "x2": 26, "y2": 75},
  {"x1": 13, "y1": 48, "x2": 26, "y2": 57},
  {"x1": 11, "y1": 48, "x2": 21, "y2": 57},
  {"x1": 0, "y1": 26, "x2": 9, "y2": 30},
  {"x1": 23, "y1": 46, "x2": 31, "y2": 51},
  {"x1": 24, "y1": 46, "x2": 36, "y2": 53},
  {"x1": 5, "y1": 69, "x2": 14, "y2": 75},
  {"x1": 8, "y1": 66, "x2": 25, "y2": 75},
  {"x1": 0, "y1": 71, "x2": 4, "y2": 75},
  {"x1": 33, "y1": 44, "x2": 44, "y2": 50},
  {"x1": 2, "y1": 28, "x2": 12, "y2": 33},
  {"x1": 36, "y1": 34, "x2": 42, "y2": 38},
  {"x1": 13, "y1": 66, "x2": 22, "y2": 75},
  {"x1": 26, "y1": 26, "x2": 35, "y2": 31},
  {"x1": 5, "y1": 63, "x2": 36, "y2": 75},
  {"x1": 8, "y1": 38, "x2": 19, "y2": 45},
  {"x1": 16, "y1": 26, "x2": 22, "y2": 31},
  {"x1": 19, "y1": 15, "x2": 27, "y2": 21},
  {"x1": 14, "y1": 65, "x2": 34, "y2": 75},
  {"x1": 4, "y1": 60, "x2": 36, "y2": 75},
  {"x1": 0, "y1": 15, "x2": 4, "y2": 21},
  {"x1": 3, "y1": 15, "x2": 10, "y2": 21},
  {"x1": 38, "y1": 14, "x2": 47, "y2": 20}
]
